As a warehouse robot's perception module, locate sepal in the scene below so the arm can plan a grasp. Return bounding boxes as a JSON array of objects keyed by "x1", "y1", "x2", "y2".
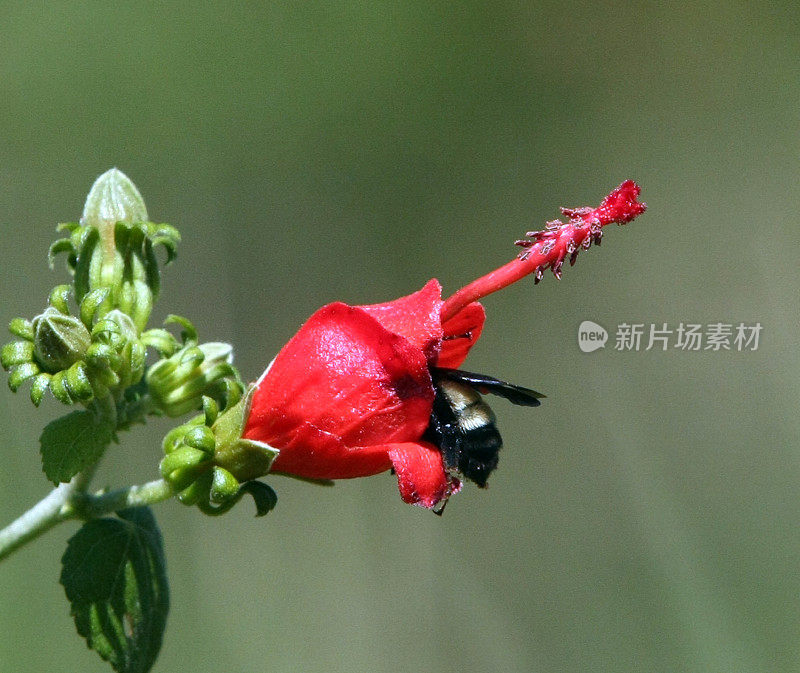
[{"x1": 158, "y1": 388, "x2": 280, "y2": 516}]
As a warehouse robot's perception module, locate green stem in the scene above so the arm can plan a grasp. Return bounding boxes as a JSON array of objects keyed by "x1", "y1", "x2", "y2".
[
  {"x1": 80, "y1": 478, "x2": 175, "y2": 517},
  {"x1": 0, "y1": 477, "x2": 174, "y2": 563},
  {"x1": 91, "y1": 391, "x2": 118, "y2": 429},
  {"x1": 0, "y1": 478, "x2": 81, "y2": 562}
]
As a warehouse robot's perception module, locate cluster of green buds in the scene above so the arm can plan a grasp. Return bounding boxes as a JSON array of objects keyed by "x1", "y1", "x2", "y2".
[
  {"x1": 2, "y1": 286, "x2": 151, "y2": 407},
  {"x1": 144, "y1": 316, "x2": 243, "y2": 418},
  {"x1": 1, "y1": 169, "x2": 264, "y2": 516},
  {"x1": 1, "y1": 170, "x2": 179, "y2": 408},
  {"x1": 159, "y1": 388, "x2": 278, "y2": 516}
]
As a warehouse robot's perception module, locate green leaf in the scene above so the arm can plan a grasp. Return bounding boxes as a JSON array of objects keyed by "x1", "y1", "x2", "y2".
[
  {"x1": 40, "y1": 410, "x2": 114, "y2": 483},
  {"x1": 61, "y1": 508, "x2": 170, "y2": 673}
]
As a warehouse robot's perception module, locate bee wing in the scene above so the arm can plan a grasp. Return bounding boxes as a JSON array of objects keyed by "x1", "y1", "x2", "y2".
[{"x1": 433, "y1": 368, "x2": 545, "y2": 407}]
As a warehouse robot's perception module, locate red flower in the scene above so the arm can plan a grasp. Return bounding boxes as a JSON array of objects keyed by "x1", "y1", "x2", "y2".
[{"x1": 243, "y1": 181, "x2": 646, "y2": 509}]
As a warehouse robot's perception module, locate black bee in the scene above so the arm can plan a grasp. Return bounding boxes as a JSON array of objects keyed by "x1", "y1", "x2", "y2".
[{"x1": 424, "y1": 367, "x2": 544, "y2": 490}]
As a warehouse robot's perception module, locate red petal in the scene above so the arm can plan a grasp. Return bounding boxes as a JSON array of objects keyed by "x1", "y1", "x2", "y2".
[
  {"x1": 245, "y1": 302, "x2": 434, "y2": 458},
  {"x1": 386, "y1": 441, "x2": 454, "y2": 508},
  {"x1": 360, "y1": 279, "x2": 444, "y2": 364},
  {"x1": 437, "y1": 301, "x2": 486, "y2": 368},
  {"x1": 269, "y1": 422, "x2": 393, "y2": 479}
]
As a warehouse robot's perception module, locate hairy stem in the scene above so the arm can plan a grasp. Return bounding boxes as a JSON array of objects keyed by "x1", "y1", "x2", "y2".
[
  {"x1": 80, "y1": 478, "x2": 175, "y2": 517},
  {"x1": 0, "y1": 476, "x2": 174, "y2": 562},
  {"x1": 0, "y1": 478, "x2": 82, "y2": 562}
]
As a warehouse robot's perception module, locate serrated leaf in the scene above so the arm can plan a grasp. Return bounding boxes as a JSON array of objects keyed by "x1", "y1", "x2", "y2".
[
  {"x1": 40, "y1": 410, "x2": 113, "y2": 483},
  {"x1": 61, "y1": 508, "x2": 169, "y2": 673}
]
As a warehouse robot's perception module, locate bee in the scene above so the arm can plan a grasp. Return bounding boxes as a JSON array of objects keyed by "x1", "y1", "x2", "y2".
[{"x1": 424, "y1": 367, "x2": 544, "y2": 490}]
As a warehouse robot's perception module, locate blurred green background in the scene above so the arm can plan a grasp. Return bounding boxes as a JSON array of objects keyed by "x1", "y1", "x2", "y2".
[{"x1": 1, "y1": 2, "x2": 798, "y2": 672}]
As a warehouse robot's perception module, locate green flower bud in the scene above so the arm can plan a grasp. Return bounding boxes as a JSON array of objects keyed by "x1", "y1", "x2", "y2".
[
  {"x1": 82, "y1": 168, "x2": 148, "y2": 230},
  {"x1": 123, "y1": 278, "x2": 154, "y2": 332},
  {"x1": 79, "y1": 287, "x2": 111, "y2": 328},
  {"x1": 48, "y1": 285, "x2": 73, "y2": 315},
  {"x1": 47, "y1": 169, "x2": 180, "y2": 334},
  {"x1": 139, "y1": 328, "x2": 180, "y2": 358},
  {"x1": 147, "y1": 341, "x2": 242, "y2": 417},
  {"x1": 8, "y1": 362, "x2": 39, "y2": 391},
  {"x1": 85, "y1": 342, "x2": 121, "y2": 376},
  {"x1": 4, "y1": 170, "x2": 184, "y2": 407},
  {"x1": 176, "y1": 473, "x2": 211, "y2": 506},
  {"x1": 1, "y1": 340, "x2": 34, "y2": 369},
  {"x1": 8, "y1": 318, "x2": 34, "y2": 341},
  {"x1": 29, "y1": 374, "x2": 50, "y2": 407},
  {"x1": 183, "y1": 425, "x2": 216, "y2": 454},
  {"x1": 209, "y1": 467, "x2": 240, "y2": 504},
  {"x1": 160, "y1": 446, "x2": 211, "y2": 491},
  {"x1": 162, "y1": 416, "x2": 205, "y2": 454},
  {"x1": 92, "y1": 308, "x2": 138, "y2": 347},
  {"x1": 84, "y1": 310, "x2": 146, "y2": 392},
  {"x1": 3, "y1": 305, "x2": 109, "y2": 406},
  {"x1": 50, "y1": 362, "x2": 93, "y2": 404},
  {"x1": 31, "y1": 307, "x2": 91, "y2": 372}
]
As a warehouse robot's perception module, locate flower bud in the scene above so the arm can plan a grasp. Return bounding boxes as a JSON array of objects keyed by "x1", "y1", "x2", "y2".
[
  {"x1": 8, "y1": 318, "x2": 34, "y2": 341},
  {"x1": 160, "y1": 446, "x2": 211, "y2": 491},
  {"x1": 92, "y1": 309, "x2": 138, "y2": 347},
  {"x1": 147, "y1": 341, "x2": 242, "y2": 417},
  {"x1": 82, "y1": 168, "x2": 148, "y2": 230},
  {"x1": 183, "y1": 425, "x2": 216, "y2": 454},
  {"x1": 32, "y1": 307, "x2": 91, "y2": 372},
  {"x1": 49, "y1": 362, "x2": 93, "y2": 403},
  {"x1": 83, "y1": 310, "x2": 146, "y2": 393},
  {"x1": 1, "y1": 340, "x2": 34, "y2": 369},
  {"x1": 209, "y1": 466, "x2": 240, "y2": 504},
  {"x1": 49, "y1": 169, "x2": 180, "y2": 333}
]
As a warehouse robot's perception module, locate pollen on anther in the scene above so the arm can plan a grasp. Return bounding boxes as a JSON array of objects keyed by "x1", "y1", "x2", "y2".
[{"x1": 569, "y1": 250, "x2": 579, "y2": 266}]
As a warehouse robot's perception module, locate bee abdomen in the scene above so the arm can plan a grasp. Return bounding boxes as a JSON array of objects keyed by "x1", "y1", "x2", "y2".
[{"x1": 426, "y1": 380, "x2": 504, "y2": 488}]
